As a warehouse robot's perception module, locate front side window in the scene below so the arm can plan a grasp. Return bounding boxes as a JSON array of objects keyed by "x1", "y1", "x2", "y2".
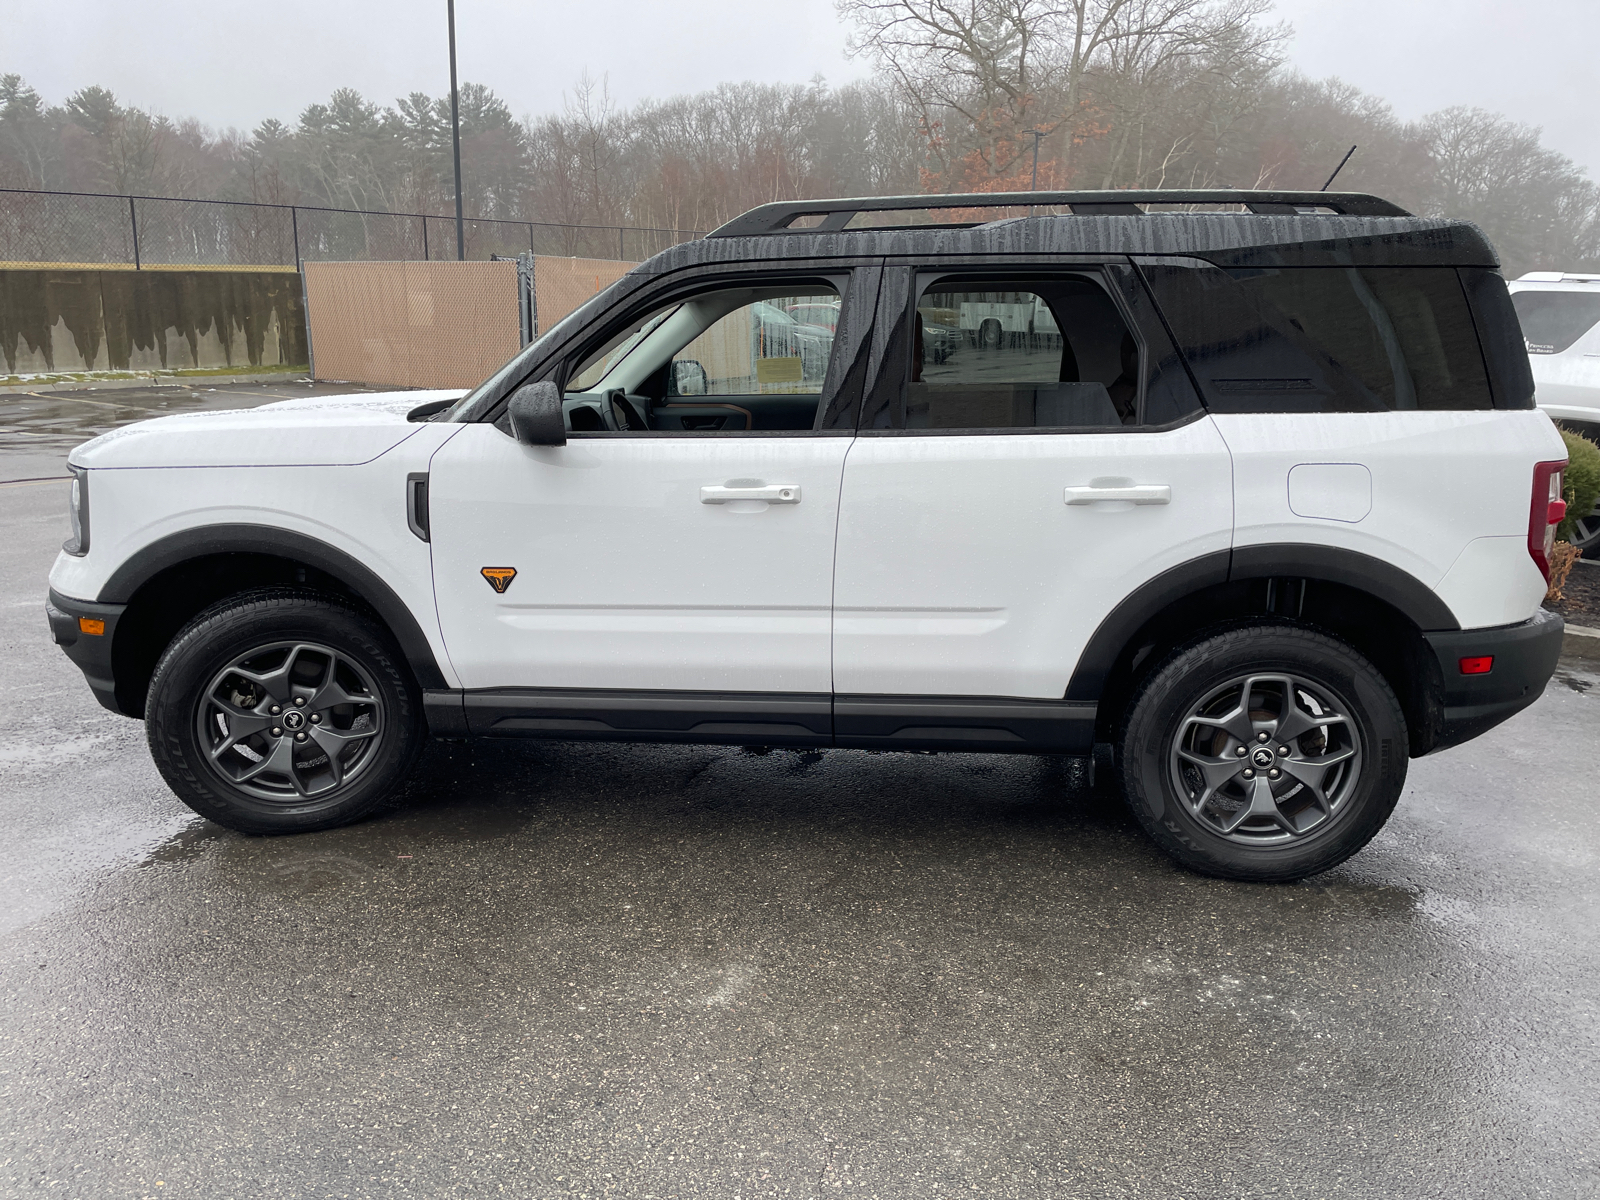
[
  {"x1": 903, "y1": 276, "x2": 1139, "y2": 430},
  {"x1": 562, "y1": 282, "x2": 841, "y2": 432}
]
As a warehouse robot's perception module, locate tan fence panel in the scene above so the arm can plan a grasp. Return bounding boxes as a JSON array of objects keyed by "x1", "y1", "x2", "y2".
[
  {"x1": 533, "y1": 256, "x2": 635, "y2": 336},
  {"x1": 303, "y1": 260, "x2": 519, "y2": 389}
]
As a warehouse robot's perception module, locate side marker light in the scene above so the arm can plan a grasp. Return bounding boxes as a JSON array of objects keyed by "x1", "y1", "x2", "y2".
[
  {"x1": 1459, "y1": 656, "x2": 1493, "y2": 675},
  {"x1": 78, "y1": 617, "x2": 105, "y2": 636}
]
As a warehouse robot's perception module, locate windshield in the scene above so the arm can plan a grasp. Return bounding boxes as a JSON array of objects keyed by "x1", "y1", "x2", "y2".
[{"x1": 1512, "y1": 289, "x2": 1600, "y2": 354}]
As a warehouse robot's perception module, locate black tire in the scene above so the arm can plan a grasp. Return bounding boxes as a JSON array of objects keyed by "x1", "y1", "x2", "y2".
[
  {"x1": 146, "y1": 588, "x2": 423, "y2": 834},
  {"x1": 1117, "y1": 625, "x2": 1407, "y2": 882}
]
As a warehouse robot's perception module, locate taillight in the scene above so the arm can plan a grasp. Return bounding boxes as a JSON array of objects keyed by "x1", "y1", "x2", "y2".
[{"x1": 1528, "y1": 459, "x2": 1568, "y2": 582}]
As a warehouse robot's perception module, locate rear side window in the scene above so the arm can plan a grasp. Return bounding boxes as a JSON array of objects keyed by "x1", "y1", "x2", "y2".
[
  {"x1": 908, "y1": 278, "x2": 1135, "y2": 429},
  {"x1": 1142, "y1": 263, "x2": 1495, "y2": 412},
  {"x1": 1511, "y1": 289, "x2": 1600, "y2": 354}
]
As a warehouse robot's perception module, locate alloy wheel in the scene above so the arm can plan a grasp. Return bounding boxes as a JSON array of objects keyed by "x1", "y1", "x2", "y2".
[
  {"x1": 1169, "y1": 672, "x2": 1363, "y2": 844},
  {"x1": 195, "y1": 641, "x2": 385, "y2": 802}
]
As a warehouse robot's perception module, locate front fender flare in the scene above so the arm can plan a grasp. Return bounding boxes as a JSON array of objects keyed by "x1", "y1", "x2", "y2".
[{"x1": 98, "y1": 524, "x2": 447, "y2": 689}]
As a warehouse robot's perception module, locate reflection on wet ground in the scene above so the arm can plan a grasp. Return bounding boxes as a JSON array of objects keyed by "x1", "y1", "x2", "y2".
[
  {"x1": 3, "y1": 440, "x2": 1598, "y2": 1197},
  {"x1": 0, "y1": 378, "x2": 393, "y2": 481}
]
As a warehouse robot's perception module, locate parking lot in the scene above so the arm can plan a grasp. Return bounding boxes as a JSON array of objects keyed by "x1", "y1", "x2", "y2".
[{"x1": 2, "y1": 384, "x2": 1598, "y2": 1198}]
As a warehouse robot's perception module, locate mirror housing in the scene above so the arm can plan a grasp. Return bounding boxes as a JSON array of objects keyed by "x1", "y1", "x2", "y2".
[{"x1": 507, "y1": 380, "x2": 567, "y2": 446}]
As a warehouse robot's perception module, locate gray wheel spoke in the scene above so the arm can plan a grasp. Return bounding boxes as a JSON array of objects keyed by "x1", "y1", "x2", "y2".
[
  {"x1": 305, "y1": 728, "x2": 347, "y2": 785},
  {"x1": 234, "y1": 734, "x2": 299, "y2": 787},
  {"x1": 309, "y1": 722, "x2": 376, "y2": 758},
  {"x1": 232, "y1": 644, "x2": 317, "y2": 703},
  {"x1": 208, "y1": 712, "x2": 274, "y2": 761},
  {"x1": 1275, "y1": 702, "x2": 1348, "y2": 744},
  {"x1": 1183, "y1": 704, "x2": 1256, "y2": 747},
  {"x1": 1175, "y1": 747, "x2": 1243, "y2": 802},
  {"x1": 310, "y1": 674, "x2": 365, "y2": 711}
]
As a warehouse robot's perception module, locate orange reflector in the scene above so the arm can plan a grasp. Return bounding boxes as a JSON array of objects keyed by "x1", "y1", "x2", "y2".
[
  {"x1": 77, "y1": 617, "x2": 105, "y2": 636},
  {"x1": 1459, "y1": 655, "x2": 1493, "y2": 675}
]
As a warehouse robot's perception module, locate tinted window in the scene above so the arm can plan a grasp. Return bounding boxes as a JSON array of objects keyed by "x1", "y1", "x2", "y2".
[
  {"x1": 906, "y1": 277, "x2": 1136, "y2": 429},
  {"x1": 1511, "y1": 289, "x2": 1600, "y2": 354},
  {"x1": 1144, "y1": 263, "x2": 1494, "y2": 412}
]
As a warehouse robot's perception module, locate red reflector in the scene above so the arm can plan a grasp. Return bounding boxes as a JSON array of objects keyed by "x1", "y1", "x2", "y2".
[
  {"x1": 1549, "y1": 499, "x2": 1568, "y2": 524},
  {"x1": 1459, "y1": 656, "x2": 1494, "y2": 675}
]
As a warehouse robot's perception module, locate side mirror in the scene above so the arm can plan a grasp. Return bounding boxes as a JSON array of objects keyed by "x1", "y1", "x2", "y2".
[
  {"x1": 507, "y1": 380, "x2": 567, "y2": 446},
  {"x1": 670, "y1": 360, "x2": 708, "y2": 397}
]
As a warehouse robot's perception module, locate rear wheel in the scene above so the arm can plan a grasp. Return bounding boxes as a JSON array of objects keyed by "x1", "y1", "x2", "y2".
[
  {"x1": 1118, "y1": 625, "x2": 1407, "y2": 882},
  {"x1": 146, "y1": 589, "x2": 423, "y2": 833}
]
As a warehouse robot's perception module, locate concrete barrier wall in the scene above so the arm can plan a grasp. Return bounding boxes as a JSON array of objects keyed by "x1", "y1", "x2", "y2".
[{"x1": 0, "y1": 267, "x2": 307, "y2": 379}]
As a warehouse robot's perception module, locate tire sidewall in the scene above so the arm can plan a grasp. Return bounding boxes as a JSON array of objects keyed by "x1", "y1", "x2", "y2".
[
  {"x1": 1121, "y1": 625, "x2": 1407, "y2": 882},
  {"x1": 146, "y1": 591, "x2": 421, "y2": 833}
]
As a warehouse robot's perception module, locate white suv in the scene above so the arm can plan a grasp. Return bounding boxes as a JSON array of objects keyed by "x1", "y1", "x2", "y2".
[
  {"x1": 1509, "y1": 271, "x2": 1600, "y2": 549},
  {"x1": 46, "y1": 190, "x2": 1569, "y2": 882}
]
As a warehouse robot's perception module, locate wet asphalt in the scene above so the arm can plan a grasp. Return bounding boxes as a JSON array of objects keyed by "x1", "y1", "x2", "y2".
[{"x1": 2, "y1": 386, "x2": 1598, "y2": 1199}]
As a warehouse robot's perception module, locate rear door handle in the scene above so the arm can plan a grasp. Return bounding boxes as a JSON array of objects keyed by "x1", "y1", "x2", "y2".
[
  {"x1": 701, "y1": 484, "x2": 802, "y2": 504},
  {"x1": 1064, "y1": 484, "x2": 1170, "y2": 505}
]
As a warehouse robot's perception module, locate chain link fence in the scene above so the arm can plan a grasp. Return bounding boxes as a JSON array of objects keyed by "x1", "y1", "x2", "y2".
[{"x1": 0, "y1": 187, "x2": 702, "y2": 271}]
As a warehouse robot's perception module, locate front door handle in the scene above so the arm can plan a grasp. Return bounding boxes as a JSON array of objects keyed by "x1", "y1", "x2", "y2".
[
  {"x1": 701, "y1": 484, "x2": 802, "y2": 504},
  {"x1": 1064, "y1": 484, "x2": 1170, "y2": 505}
]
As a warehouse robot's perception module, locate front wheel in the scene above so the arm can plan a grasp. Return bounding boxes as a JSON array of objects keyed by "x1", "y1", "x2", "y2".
[
  {"x1": 146, "y1": 589, "x2": 423, "y2": 833},
  {"x1": 1118, "y1": 625, "x2": 1407, "y2": 882}
]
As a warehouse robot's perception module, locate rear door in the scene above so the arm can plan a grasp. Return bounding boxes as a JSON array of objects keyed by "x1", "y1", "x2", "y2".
[{"x1": 830, "y1": 262, "x2": 1234, "y2": 742}]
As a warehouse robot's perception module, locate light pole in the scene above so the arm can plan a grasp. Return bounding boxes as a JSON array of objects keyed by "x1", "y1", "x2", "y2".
[
  {"x1": 1027, "y1": 129, "x2": 1046, "y2": 191},
  {"x1": 447, "y1": 0, "x2": 465, "y2": 260}
]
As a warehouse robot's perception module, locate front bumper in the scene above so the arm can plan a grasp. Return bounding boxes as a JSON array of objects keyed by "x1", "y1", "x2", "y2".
[
  {"x1": 46, "y1": 589, "x2": 131, "y2": 716},
  {"x1": 1421, "y1": 608, "x2": 1564, "y2": 753}
]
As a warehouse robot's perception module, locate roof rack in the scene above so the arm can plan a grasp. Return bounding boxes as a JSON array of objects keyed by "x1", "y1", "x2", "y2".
[{"x1": 707, "y1": 189, "x2": 1411, "y2": 238}]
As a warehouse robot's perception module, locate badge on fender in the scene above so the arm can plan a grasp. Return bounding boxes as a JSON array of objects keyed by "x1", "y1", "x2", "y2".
[{"x1": 480, "y1": 567, "x2": 517, "y2": 593}]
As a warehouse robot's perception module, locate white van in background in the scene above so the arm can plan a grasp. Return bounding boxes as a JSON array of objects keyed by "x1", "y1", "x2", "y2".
[{"x1": 1510, "y1": 272, "x2": 1600, "y2": 549}]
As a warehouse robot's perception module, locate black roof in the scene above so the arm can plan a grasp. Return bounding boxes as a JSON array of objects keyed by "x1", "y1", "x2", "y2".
[{"x1": 635, "y1": 190, "x2": 1497, "y2": 273}]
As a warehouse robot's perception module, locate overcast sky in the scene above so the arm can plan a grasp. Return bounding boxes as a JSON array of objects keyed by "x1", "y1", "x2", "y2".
[{"x1": 7, "y1": 0, "x2": 1598, "y2": 180}]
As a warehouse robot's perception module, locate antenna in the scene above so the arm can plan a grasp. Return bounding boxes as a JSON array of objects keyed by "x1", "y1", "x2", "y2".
[{"x1": 1321, "y1": 145, "x2": 1357, "y2": 191}]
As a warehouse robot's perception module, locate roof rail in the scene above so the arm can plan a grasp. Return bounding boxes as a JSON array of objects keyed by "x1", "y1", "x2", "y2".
[{"x1": 707, "y1": 190, "x2": 1411, "y2": 237}]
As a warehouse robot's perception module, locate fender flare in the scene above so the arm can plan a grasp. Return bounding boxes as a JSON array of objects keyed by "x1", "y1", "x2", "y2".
[
  {"x1": 98, "y1": 524, "x2": 448, "y2": 689},
  {"x1": 1064, "y1": 544, "x2": 1459, "y2": 703}
]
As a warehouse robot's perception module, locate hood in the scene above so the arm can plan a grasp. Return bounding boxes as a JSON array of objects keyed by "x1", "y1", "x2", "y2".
[{"x1": 67, "y1": 389, "x2": 467, "y2": 470}]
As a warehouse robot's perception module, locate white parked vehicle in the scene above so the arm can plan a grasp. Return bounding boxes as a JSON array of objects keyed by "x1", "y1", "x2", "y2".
[
  {"x1": 1509, "y1": 271, "x2": 1600, "y2": 549},
  {"x1": 48, "y1": 190, "x2": 1569, "y2": 882}
]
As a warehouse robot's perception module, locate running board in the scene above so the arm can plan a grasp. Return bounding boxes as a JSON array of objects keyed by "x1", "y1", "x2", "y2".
[{"x1": 423, "y1": 689, "x2": 1096, "y2": 754}]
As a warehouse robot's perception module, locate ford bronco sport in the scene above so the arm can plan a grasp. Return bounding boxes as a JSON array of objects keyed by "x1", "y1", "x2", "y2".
[{"x1": 47, "y1": 190, "x2": 1568, "y2": 882}]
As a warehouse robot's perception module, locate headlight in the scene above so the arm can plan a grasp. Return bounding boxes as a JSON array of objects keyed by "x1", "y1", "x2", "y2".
[{"x1": 63, "y1": 467, "x2": 89, "y2": 556}]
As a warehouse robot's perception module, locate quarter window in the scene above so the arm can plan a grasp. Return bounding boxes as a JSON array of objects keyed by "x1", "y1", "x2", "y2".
[{"x1": 1144, "y1": 263, "x2": 1495, "y2": 412}]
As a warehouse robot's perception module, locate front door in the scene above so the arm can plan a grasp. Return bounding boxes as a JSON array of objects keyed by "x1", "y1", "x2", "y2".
[
  {"x1": 427, "y1": 268, "x2": 876, "y2": 708},
  {"x1": 832, "y1": 265, "x2": 1234, "y2": 712}
]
